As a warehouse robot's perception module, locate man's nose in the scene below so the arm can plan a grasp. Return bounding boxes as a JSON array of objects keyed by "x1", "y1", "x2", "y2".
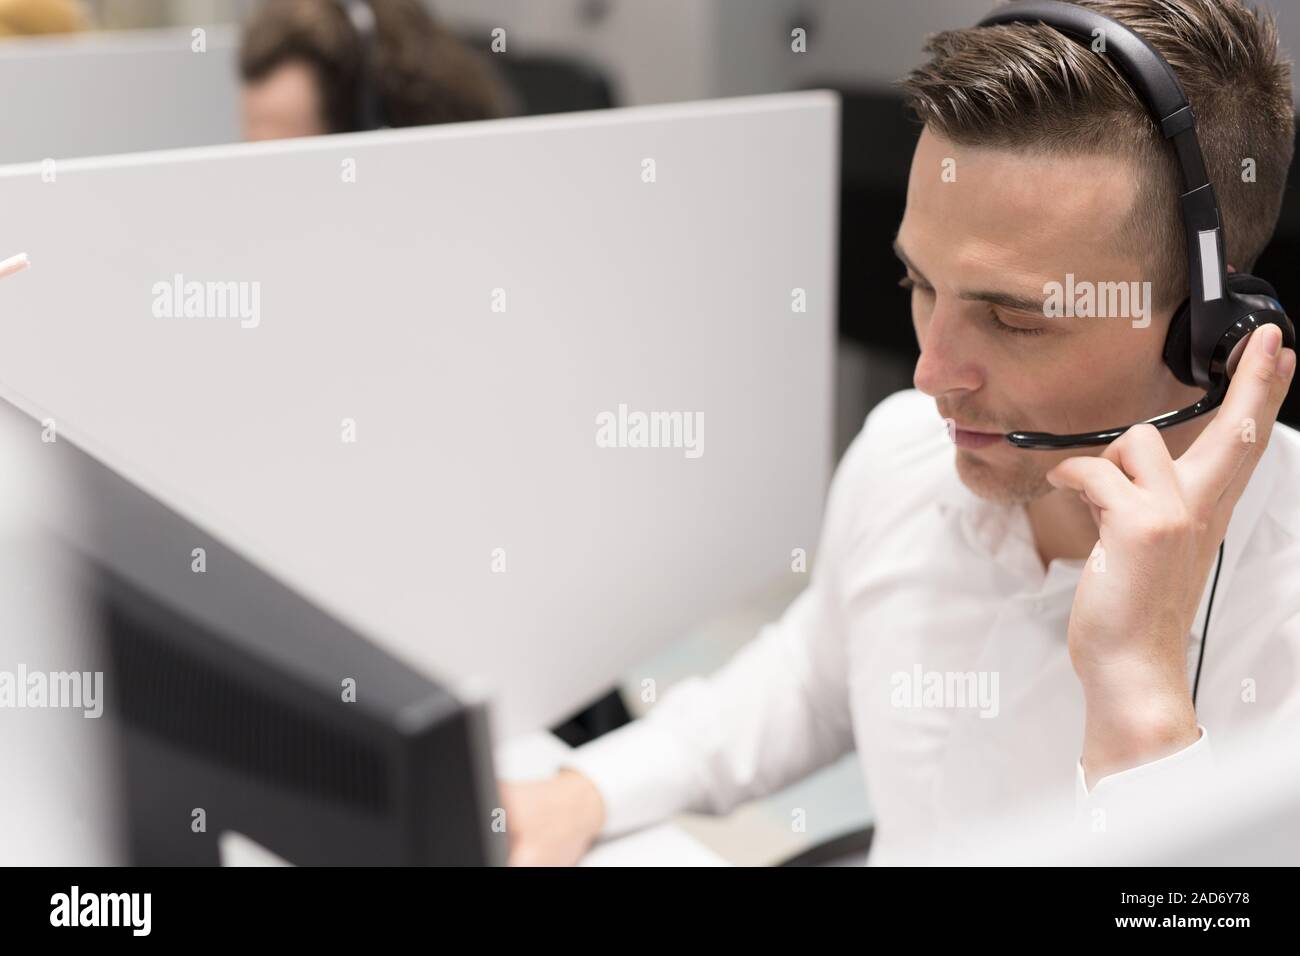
[{"x1": 912, "y1": 306, "x2": 982, "y2": 398}]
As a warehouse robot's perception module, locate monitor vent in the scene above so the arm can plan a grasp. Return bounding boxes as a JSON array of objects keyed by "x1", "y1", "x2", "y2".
[{"x1": 105, "y1": 593, "x2": 390, "y2": 814}]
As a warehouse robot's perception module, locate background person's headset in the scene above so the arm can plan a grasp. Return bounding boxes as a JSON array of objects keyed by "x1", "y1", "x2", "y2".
[
  {"x1": 336, "y1": 0, "x2": 383, "y2": 132},
  {"x1": 972, "y1": 0, "x2": 1296, "y2": 452},
  {"x1": 973, "y1": 1, "x2": 1297, "y2": 708}
]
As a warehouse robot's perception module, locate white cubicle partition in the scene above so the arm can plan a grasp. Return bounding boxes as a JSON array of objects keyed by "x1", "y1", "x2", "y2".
[
  {"x1": 0, "y1": 26, "x2": 240, "y2": 164},
  {"x1": 0, "y1": 91, "x2": 837, "y2": 737}
]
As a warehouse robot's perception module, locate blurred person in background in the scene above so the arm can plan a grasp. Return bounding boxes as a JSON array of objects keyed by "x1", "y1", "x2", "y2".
[
  {"x1": 0, "y1": 0, "x2": 86, "y2": 36},
  {"x1": 239, "y1": 0, "x2": 511, "y2": 141}
]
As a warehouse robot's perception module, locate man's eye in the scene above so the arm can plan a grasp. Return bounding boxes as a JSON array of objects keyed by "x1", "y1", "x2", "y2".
[
  {"x1": 989, "y1": 312, "x2": 1047, "y2": 337},
  {"x1": 899, "y1": 276, "x2": 1045, "y2": 336}
]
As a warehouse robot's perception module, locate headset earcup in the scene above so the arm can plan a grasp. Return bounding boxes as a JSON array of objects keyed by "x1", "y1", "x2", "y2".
[
  {"x1": 1225, "y1": 272, "x2": 1280, "y2": 300},
  {"x1": 1229, "y1": 272, "x2": 1296, "y2": 355},
  {"x1": 1163, "y1": 299, "x2": 1197, "y2": 387},
  {"x1": 1164, "y1": 275, "x2": 1286, "y2": 387}
]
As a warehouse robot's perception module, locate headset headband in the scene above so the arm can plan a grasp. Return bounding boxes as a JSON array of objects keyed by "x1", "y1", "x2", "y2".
[{"x1": 337, "y1": 0, "x2": 382, "y2": 131}]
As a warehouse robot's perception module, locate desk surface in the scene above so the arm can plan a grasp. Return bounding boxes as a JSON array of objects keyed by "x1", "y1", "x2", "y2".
[{"x1": 496, "y1": 731, "x2": 730, "y2": 866}]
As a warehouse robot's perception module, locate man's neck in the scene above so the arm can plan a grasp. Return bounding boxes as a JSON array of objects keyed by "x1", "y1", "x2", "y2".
[{"x1": 1026, "y1": 489, "x2": 1100, "y2": 569}]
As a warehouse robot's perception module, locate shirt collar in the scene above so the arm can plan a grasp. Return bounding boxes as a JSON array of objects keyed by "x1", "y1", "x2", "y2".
[{"x1": 932, "y1": 459, "x2": 1052, "y2": 585}]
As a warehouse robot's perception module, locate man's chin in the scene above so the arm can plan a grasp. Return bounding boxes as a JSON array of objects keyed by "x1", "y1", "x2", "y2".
[{"x1": 953, "y1": 447, "x2": 1052, "y2": 506}]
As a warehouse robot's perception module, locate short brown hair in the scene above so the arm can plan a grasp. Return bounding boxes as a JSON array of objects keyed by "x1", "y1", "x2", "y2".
[
  {"x1": 240, "y1": 0, "x2": 510, "y2": 133},
  {"x1": 901, "y1": 0, "x2": 1295, "y2": 310}
]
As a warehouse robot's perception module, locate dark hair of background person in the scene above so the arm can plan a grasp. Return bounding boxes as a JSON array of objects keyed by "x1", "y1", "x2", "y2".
[{"x1": 239, "y1": 0, "x2": 512, "y2": 132}]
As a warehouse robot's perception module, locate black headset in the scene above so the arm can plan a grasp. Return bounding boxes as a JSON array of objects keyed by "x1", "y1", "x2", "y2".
[
  {"x1": 336, "y1": 0, "x2": 383, "y2": 131},
  {"x1": 972, "y1": 0, "x2": 1295, "y2": 451}
]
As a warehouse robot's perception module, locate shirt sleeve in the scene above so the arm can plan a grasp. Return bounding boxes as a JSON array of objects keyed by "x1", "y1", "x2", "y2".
[
  {"x1": 560, "y1": 416, "x2": 883, "y2": 839},
  {"x1": 1074, "y1": 724, "x2": 1215, "y2": 833},
  {"x1": 562, "y1": 580, "x2": 854, "y2": 837}
]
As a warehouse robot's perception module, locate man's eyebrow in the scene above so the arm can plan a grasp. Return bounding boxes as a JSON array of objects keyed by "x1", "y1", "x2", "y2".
[
  {"x1": 892, "y1": 238, "x2": 1046, "y2": 316},
  {"x1": 959, "y1": 289, "x2": 1048, "y2": 315}
]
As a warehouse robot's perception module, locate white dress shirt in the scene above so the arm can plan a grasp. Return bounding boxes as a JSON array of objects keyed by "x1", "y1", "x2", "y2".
[{"x1": 563, "y1": 389, "x2": 1300, "y2": 864}]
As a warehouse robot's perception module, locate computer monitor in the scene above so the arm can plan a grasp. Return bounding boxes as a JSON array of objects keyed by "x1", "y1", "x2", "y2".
[
  {"x1": 0, "y1": 403, "x2": 121, "y2": 865},
  {"x1": 3, "y1": 396, "x2": 504, "y2": 866}
]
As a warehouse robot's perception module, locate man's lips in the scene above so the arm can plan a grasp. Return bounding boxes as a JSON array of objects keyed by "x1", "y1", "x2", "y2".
[{"x1": 943, "y1": 419, "x2": 1006, "y2": 450}]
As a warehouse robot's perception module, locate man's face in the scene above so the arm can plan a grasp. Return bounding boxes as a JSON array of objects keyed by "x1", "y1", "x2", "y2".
[
  {"x1": 897, "y1": 128, "x2": 1204, "y2": 505},
  {"x1": 241, "y1": 60, "x2": 328, "y2": 142}
]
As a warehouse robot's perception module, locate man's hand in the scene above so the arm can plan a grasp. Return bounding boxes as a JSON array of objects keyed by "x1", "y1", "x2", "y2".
[
  {"x1": 1046, "y1": 324, "x2": 1296, "y2": 788},
  {"x1": 497, "y1": 769, "x2": 606, "y2": 866}
]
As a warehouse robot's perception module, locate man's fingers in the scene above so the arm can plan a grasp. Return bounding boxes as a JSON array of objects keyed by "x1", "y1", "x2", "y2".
[
  {"x1": 1219, "y1": 343, "x2": 1297, "y2": 506},
  {"x1": 1182, "y1": 325, "x2": 1294, "y2": 498},
  {"x1": 1101, "y1": 423, "x2": 1180, "y2": 496},
  {"x1": 1046, "y1": 455, "x2": 1135, "y2": 513}
]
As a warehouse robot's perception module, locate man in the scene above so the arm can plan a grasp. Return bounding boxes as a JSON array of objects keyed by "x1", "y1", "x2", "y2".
[
  {"x1": 239, "y1": 0, "x2": 509, "y2": 141},
  {"x1": 504, "y1": 0, "x2": 1300, "y2": 865}
]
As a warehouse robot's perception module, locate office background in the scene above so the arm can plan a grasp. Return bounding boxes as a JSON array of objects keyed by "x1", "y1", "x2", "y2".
[
  {"x1": 46, "y1": 0, "x2": 1300, "y2": 456},
  {"x1": 7, "y1": 0, "x2": 1298, "y2": 865}
]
